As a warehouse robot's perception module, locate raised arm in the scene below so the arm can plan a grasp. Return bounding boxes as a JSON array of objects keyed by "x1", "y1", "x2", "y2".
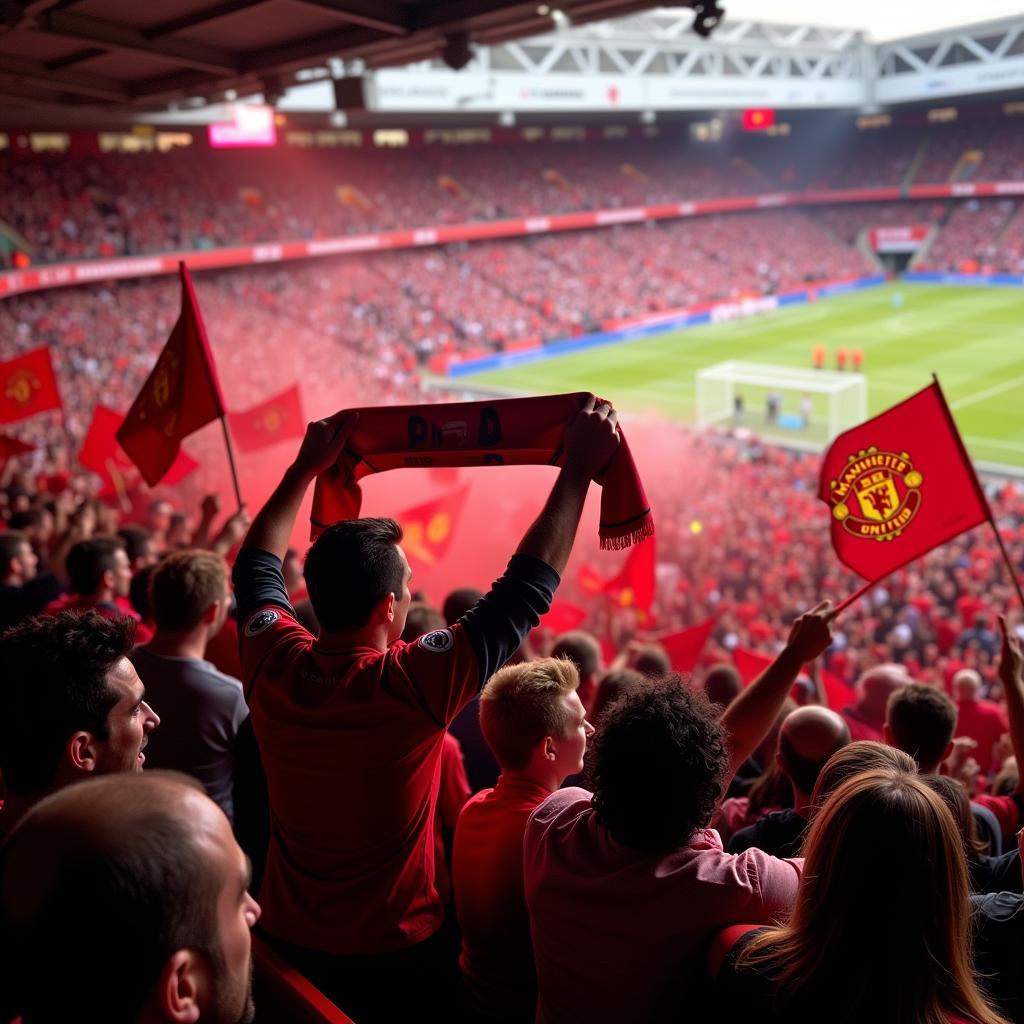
[
  {"x1": 720, "y1": 602, "x2": 837, "y2": 779},
  {"x1": 241, "y1": 411, "x2": 358, "y2": 560},
  {"x1": 997, "y1": 616, "x2": 1024, "y2": 798},
  {"x1": 515, "y1": 395, "x2": 620, "y2": 575}
]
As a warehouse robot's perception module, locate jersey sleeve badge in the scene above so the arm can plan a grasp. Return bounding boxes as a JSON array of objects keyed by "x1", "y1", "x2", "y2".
[
  {"x1": 418, "y1": 628, "x2": 455, "y2": 653},
  {"x1": 244, "y1": 608, "x2": 280, "y2": 637}
]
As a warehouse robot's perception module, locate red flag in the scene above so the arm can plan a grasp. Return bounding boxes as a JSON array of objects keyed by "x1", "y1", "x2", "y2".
[
  {"x1": 541, "y1": 600, "x2": 589, "y2": 634},
  {"x1": 80, "y1": 404, "x2": 198, "y2": 496},
  {"x1": 578, "y1": 563, "x2": 606, "y2": 594},
  {"x1": 228, "y1": 385, "x2": 304, "y2": 453},
  {"x1": 0, "y1": 348, "x2": 62, "y2": 425},
  {"x1": 602, "y1": 535, "x2": 656, "y2": 613},
  {"x1": 395, "y1": 486, "x2": 470, "y2": 569},
  {"x1": 116, "y1": 263, "x2": 226, "y2": 486},
  {"x1": 656, "y1": 619, "x2": 715, "y2": 673},
  {"x1": 732, "y1": 646, "x2": 853, "y2": 709},
  {"x1": 0, "y1": 433, "x2": 34, "y2": 470},
  {"x1": 819, "y1": 382, "x2": 989, "y2": 583}
]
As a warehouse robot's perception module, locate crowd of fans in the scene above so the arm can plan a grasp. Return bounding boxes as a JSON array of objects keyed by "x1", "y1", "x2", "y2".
[
  {"x1": 4, "y1": 125, "x2": 1024, "y2": 268},
  {"x1": 2, "y1": 396, "x2": 1024, "y2": 1024}
]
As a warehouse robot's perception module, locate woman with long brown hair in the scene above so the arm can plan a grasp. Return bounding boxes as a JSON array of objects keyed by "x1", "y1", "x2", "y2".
[{"x1": 715, "y1": 769, "x2": 1009, "y2": 1024}]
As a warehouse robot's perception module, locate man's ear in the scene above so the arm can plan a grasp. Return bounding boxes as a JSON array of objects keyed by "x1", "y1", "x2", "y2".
[
  {"x1": 542, "y1": 735, "x2": 557, "y2": 762},
  {"x1": 383, "y1": 591, "x2": 396, "y2": 624},
  {"x1": 66, "y1": 731, "x2": 100, "y2": 774},
  {"x1": 882, "y1": 722, "x2": 894, "y2": 746},
  {"x1": 102, "y1": 567, "x2": 116, "y2": 593},
  {"x1": 154, "y1": 950, "x2": 205, "y2": 1024},
  {"x1": 202, "y1": 600, "x2": 221, "y2": 626}
]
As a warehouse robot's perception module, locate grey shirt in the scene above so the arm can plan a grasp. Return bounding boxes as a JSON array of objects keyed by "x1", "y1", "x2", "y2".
[{"x1": 129, "y1": 645, "x2": 248, "y2": 820}]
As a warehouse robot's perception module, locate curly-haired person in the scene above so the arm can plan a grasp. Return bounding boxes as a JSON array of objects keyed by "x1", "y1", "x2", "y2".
[{"x1": 523, "y1": 602, "x2": 836, "y2": 1024}]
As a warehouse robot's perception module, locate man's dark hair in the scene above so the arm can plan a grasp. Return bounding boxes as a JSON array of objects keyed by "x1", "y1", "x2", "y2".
[
  {"x1": 7, "y1": 508, "x2": 46, "y2": 532},
  {"x1": 303, "y1": 518, "x2": 404, "y2": 631},
  {"x1": 0, "y1": 530, "x2": 29, "y2": 570},
  {"x1": 118, "y1": 525, "x2": 153, "y2": 565},
  {"x1": 0, "y1": 772, "x2": 221, "y2": 1023},
  {"x1": 443, "y1": 587, "x2": 484, "y2": 626},
  {"x1": 552, "y1": 631, "x2": 601, "y2": 680},
  {"x1": 630, "y1": 643, "x2": 671, "y2": 678},
  {"x1": 886, "y1": 683, "x2": 957, "y2": 771},
  {"x1": 590, "y1": 678, "x2": 729, "y2": 852},
  {"x1": 0, "y1": 611, "x2": 136, "y2": 794},
  {"x1": 704, "y1": 663, "x2": 742, "y2": 709},
  {"x1": 65, "y1": 537, "x2": 125, "y2": 597},
  {"x1": 129, "y1": 564, "x2": 156, "y2": 621}
]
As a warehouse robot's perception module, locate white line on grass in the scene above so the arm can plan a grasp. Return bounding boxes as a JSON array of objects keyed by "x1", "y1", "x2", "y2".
[
  {"x1": 965, "y1": 436, "x2": 1024, "y2": 453},
  {"x1": 950, "y1": 375, "x2": 1024, "y2": 410}
]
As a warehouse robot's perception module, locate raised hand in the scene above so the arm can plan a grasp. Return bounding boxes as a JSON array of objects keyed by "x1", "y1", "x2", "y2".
[
  {"x1": 564, "y1": 395, "x2": 621, "y2": 481},
  {"x1": 293, "y1": 411, "x2": 360, "y2": 479},
  {"x1": 785, "y1": 600, "x2": 839, "y2": 664}
]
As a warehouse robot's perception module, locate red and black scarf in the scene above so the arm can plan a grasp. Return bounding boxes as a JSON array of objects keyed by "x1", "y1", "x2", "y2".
[{"x1": 310, "y1": 393, "x2": 653, "y2": 549}]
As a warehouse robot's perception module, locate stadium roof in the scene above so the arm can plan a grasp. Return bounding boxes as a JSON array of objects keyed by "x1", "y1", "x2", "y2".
[{"x1": 0, "y1": 0, "x2": 674, "y2": 111}]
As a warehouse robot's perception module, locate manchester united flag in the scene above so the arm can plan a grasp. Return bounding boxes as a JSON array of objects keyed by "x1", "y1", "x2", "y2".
[
  {"x1": 228, "y1": 385, "x2": 304, "y2": 453},
  {"x1": 117, "y1": 263, "x2": 226, "y2": 486},
  {"x1": 0, "y1": 348, "x2": 62, "y2": 425},
  {"x1": 396, "y1": 486, "x2": 470, "y2": 569},
  {"x1": 819, "y1": 381, "x2": 989, "y2": 583}
]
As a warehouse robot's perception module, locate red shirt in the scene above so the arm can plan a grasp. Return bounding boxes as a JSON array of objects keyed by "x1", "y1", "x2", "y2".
[
  {"x1": 453, "y1": 775, "x2": 551, "y2": 1018},
  {"x1": 973, "y1": 793, "x2": 1022, "y2": 846},
  {"x1": 434, "y1": 732, "x2": 471, "y2": 906},
  {"x1": 241, "y1": 607, "x2": 480, "y2": 955},
  {"x1": 840, "y1": 704, "x2": 885, "y2": 743},
  {"x1": 955, "y1": 698, "x2": 1008, "y2": 772}
]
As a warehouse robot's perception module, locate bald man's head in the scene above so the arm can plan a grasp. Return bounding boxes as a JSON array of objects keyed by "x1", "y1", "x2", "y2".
[
  {"x1": 777, "y1": 706, "x2": 852, "y2": 799},
  {"x1": 856, "y1": 664, "x2": 911, "y2": 715},
  {"x1": 0, "y1": 772, "x2": 259, "y2": 1024},
  {"x1": 953, "y1": 669, "x2": 983, "y2": 701}
]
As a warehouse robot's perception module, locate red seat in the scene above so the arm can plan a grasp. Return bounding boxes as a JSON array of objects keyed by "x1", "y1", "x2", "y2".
[{"x1": 252, "y1": 934, "x2": 356, "y2": 1024}]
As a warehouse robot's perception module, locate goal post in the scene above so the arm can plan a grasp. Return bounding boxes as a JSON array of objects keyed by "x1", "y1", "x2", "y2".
[{"x1": 695, "y1": 361, "x2": 867, "y2": 442}]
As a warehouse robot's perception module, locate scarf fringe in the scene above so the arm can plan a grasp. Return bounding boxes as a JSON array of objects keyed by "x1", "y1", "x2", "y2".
[{"x1": 599, "y1": 518, "x2": 655, "y2": 551}]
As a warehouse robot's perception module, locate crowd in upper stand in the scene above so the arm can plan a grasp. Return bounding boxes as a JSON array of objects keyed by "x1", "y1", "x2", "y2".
[
  {"x1": 2, "y1": 126, "x2": 1024, "y2": 268},
  {"x1": 2, "y1": 400, "x2": 1024, "y2": 1024}
]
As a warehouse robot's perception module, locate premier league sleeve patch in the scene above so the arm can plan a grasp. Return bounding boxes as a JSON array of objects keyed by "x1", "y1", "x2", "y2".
[
  {"x1": 418, "y1": 628, "x2": 454, "y2": 653},
  {"x1": 244, "y1": 608, "x2": 280, "y2": 637}
]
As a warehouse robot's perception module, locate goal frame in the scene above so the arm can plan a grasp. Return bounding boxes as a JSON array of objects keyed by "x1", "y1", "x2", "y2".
[{"x1": 695, "y1": 360, "x2": 868, "y2": 440}]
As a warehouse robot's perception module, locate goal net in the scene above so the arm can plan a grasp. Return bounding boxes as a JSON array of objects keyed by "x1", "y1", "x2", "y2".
[{"x1": 695, "y1": 361, "x2": 867, "y2": 444}]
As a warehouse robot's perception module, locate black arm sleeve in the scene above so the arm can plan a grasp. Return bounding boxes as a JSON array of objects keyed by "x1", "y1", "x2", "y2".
[
  {"x1": 459, "y1": 553, "x2": 559, "y2": 686},
  {"x1": 232, "y1": 547, "x2": 295, "y2": 623}
]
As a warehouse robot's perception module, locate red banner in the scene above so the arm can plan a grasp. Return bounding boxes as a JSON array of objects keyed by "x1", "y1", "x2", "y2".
[
  {"x1": 602, "y1": 535, "x2": 656, "y2": 615},
  {"x1": 396, "y1": 486, "x2": 470, "y2": 570},
  {"x1": 116, "y1": 263, "x2": 226, "y2": 486},
  {"x1": 79, "y1": 405, "x2": 198, "y2": 496},
  {"x1": 818, "y1": 382, "x2": 989, "y2": 583},
  {"x1": 0, "y1": 348, "x2": 62, "y2": 425},
  {"x1": 228, "y1": 385, "x2": 304, "y2": 453},
  {"x1": 656, "y1": 619, "x2": 715, "y2": 673},
  {"x1": 0, "y1": 433, "x2": 35, "y2": 470}
]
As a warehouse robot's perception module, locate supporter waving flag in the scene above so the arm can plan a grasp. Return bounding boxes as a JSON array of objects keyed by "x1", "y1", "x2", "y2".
[
  {"x1": 117, "y1": 262, "x2": 226, "y2": 487},
  {"x1": 819, "y1": 379, "x2": 990, "y2": 593}
]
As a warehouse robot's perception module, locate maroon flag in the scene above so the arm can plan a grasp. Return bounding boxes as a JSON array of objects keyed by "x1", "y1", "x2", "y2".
[{"x1": 116, "y1": 263, "x2": 226, "y2": 486}]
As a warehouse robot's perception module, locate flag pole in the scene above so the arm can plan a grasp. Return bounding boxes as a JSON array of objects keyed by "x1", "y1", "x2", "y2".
[
  {"x1": 219, "y1": 416, "x2": 244, "y2": 510},
  {"x1": 931, "y1": 373, "x2": 1024, "y2": 610},
  {"x1": 835, "y1": 577, "x2": 880, "y2": 614}
]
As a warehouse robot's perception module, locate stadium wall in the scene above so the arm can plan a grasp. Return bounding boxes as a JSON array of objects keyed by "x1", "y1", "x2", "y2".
[
  {"x1": 903, "y1": 271, "x2": 1024, "y2": 287},
  {"x1": 2, "y1": 180, "x2": 1023, "y2": 300},
  {"x1": 442, "y1": 275, "x2": 889, "y2": 378}
]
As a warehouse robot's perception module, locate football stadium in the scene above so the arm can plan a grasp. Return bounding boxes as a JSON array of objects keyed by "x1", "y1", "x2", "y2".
[{"x1": 2, "y1": 2, "x2": 1024, "y2": 1022}]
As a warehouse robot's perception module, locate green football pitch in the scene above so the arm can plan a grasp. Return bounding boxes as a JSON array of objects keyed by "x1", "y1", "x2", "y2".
[{"x1": 450, "y1": 283, "x2": 1024, "y2": 472}]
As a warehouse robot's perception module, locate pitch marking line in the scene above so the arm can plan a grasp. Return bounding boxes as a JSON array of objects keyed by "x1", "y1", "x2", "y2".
[{"x1": 950, "y1": 375, "x2": 1024, "y2": 411}]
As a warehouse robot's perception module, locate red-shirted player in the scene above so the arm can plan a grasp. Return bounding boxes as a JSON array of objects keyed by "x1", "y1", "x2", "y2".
[
  {"x1": 811, "y1": 344, "x2": 826, "y2": 370},
  {"x1": 232, "y1": 399, "x2": 621, "y2": 1023},
  {"x1": 836, "y1": 346, "x2": 848, "y2": 371},
  {"x1": 851, "y1": 348, "x2": 864, "y2": 371}
]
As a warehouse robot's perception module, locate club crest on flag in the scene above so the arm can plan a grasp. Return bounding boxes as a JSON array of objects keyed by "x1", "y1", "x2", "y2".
[
  {"x1": 5, "y1": 368, "x2": 40, "y2": 407},
  {"x1": 829, "y1": 446, "x2": 923, "y2": 542}
]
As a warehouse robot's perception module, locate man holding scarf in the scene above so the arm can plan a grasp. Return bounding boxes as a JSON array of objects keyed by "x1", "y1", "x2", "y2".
[{"x1": 233, "y1": 395, "x2": 625, "y2": 1022}]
